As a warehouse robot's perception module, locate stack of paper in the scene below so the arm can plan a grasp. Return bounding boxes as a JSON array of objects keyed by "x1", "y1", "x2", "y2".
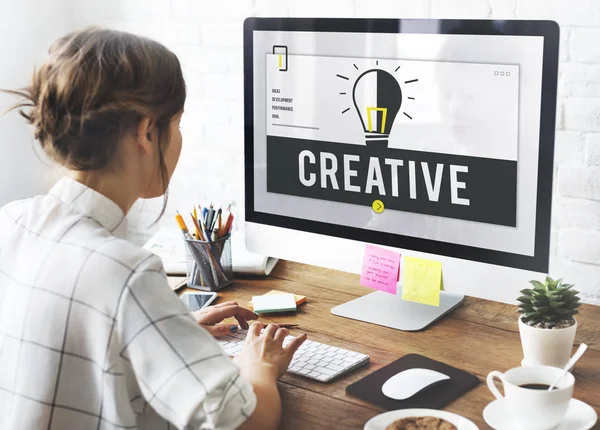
[
  {"x1": 249, "y1": 290, "x2": 306, "y2": 310},
  {"x1": 251, "y1": 293, "x2": 297, "y2": 314},
  {"x1": 142, "y1": 226, "x2": 278, "y2": 276}
]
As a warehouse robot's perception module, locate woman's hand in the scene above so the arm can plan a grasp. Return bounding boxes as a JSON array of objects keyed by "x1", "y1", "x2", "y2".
[
  {"x1": 192, "y1": 301, "x2": 258, "y2": 337},
  {"x1": 233, "y1": 322, "x2": 307, "y2": 381},
  {"x1": 236, "y1": 322, "x2": 305, "y2": 430}
]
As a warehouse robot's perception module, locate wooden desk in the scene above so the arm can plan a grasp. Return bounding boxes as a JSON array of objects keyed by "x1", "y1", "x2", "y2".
[{"x1": 170, "y1": 261, "x2": 600, "y2": 429}]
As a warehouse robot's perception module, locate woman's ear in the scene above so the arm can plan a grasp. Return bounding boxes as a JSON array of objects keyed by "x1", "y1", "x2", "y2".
[{"x1": 134, "y1": 116, "x2": 156, "y2": 155}]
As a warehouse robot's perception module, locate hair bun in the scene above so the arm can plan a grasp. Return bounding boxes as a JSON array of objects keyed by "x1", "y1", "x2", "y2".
[{"x1": 3, "y1": 27, "x2": 186, "y2": 171}]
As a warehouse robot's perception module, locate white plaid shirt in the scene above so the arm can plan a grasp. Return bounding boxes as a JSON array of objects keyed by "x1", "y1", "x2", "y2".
[{"x1": 0, "y1": 177, "x2": 256, "y2": 430}]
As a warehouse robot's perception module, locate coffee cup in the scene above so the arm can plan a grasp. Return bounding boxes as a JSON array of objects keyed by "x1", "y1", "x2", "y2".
[{"x1": 486, "y1": 365, "x2": 574, "y2": 430}]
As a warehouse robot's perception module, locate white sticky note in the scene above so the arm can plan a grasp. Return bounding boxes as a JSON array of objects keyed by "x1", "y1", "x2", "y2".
[{"x1": 252, "y1": 293, "x2": 297, "y2": 314}]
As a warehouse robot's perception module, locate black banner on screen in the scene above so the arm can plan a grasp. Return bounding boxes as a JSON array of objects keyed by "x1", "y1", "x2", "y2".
[{"x1": 266, "y1": 136, "x2": 517, "y2": 227}]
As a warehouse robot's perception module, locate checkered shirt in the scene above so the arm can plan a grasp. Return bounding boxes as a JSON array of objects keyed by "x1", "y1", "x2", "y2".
[{"x1": 0, "y1": 177, "x2": 256, "y2": 430}]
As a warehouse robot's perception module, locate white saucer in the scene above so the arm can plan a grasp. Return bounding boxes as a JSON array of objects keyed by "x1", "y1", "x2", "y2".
[
  {"x1": 364, "y1": 408, "x2": 479, "y2": 430},
  {"x1": 483, "y1": 398, "x2": 598, "y2": 430}
]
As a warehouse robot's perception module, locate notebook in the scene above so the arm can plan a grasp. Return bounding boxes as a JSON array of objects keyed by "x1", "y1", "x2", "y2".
[{"x1": 143, "y1": 227, "x2": 278, "y2": 276}]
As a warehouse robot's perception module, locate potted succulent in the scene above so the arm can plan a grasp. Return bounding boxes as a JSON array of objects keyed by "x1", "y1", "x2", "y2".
[{"x1": 517, "y1": 276, "x2": 581, "y2": 368}]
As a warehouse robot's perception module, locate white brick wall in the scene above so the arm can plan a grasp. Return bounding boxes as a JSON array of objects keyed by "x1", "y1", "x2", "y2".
[
  {"x1": 588, "y1": 134, "x2": 600, "y2": 165},
  {"x1": 431, "y1": 0, "x2": 492, "y2": 18},
  {"x1": 554, "y1": 131, "x2": 586, "y2": 165},
  {"x1": 559, "y1": 167, "x2": 600, "y2": 200},
  {"x1": 565, "y1": 97, "x2": 600, "y2": 131},
  {"x1": 518, "y1": 0, "x2": 600, "y2": 26},
  {"x1": 559, "y1": 64, "x2": 600, "y2": 97},
  {"x1": 71, "y1": 0, "x2": 600, "y2": 304},
  {"x1": 571, "y1": 28, "x2": 600, "y2": 63},
  {"x1": 488, "y1": 0, "x2": 517, "y2": 17},
  {"x1": 354, "y1": 0, "x2": 430, "y2": 18},
  {"x1": 559, "y1": 230, "x2": 600, "y2": 264}
]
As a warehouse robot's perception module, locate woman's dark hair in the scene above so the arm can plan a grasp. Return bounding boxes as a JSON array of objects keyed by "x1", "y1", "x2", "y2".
[{"x1": 3, "y1": 27, "x2": 186, "y2": 218}]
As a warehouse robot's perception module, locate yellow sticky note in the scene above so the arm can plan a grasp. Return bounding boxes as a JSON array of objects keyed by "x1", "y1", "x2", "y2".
[{"x1": 402, "y1": 256, "x2": 442, "y2": 307}]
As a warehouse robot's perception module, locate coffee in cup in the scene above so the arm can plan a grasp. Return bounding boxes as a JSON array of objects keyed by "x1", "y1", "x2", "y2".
[
  {"x1": 518, "y1": 383, "x2": 555, "y2": 390},
  {"x1": 486, "y1": 365, "x2": 574, "y2": 430}
]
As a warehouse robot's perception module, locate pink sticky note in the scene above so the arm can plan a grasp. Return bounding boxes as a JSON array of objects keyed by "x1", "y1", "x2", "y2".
[{"x1": 360, "y1": 244, "x2": 401, "y2": 294}]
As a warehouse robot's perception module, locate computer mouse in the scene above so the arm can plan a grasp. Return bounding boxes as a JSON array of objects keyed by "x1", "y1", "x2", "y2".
[{"x1": 382, "y1": 368, "x2": 450, "y2": 400}]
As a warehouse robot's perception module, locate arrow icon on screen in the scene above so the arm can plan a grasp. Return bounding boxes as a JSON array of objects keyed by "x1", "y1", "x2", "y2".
[{"x1": 372, "y1": 200, "x2": 385, "y2": 213}]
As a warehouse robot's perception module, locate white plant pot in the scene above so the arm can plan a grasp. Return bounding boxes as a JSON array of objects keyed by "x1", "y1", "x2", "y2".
[{"x1": 518, "y1": 317, "x2": 577, "y2": 368}]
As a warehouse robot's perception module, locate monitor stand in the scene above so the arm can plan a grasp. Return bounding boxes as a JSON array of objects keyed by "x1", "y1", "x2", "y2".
[{"x1": 331, "y1": 289, "x2": 465, "y2": 332}]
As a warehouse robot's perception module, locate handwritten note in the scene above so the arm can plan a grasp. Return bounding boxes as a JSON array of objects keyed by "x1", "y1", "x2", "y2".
[
  {"x1": 402, "y1": 256, "x2": 442, "y2": 306},
  {"x1": 360, "y1": 245, "x2": 401, "y2": 294}
]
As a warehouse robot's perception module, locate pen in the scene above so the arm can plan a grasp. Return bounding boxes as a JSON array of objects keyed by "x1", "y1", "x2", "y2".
[
  {"x1": 237, "y1": 323, "x2": 299, "y2": 329},
  {"x1": 206, "y1": 207, "x2": 215, "y2": 234},
  {"x1": 276, "y1": 324, "x2": 299, "y2": 329},
  {"x1": 208, "y1": 202, "x2": 214, "y2": 228},
  {"x1": 256, "y1": 323, "x2": 299, "y2": 329},
  {"x1": 210, "y1": 208, "x2": 219, "y2": 232},
  {"x1": 198, "y1": 205, "x2": 211, "y2": 240}
]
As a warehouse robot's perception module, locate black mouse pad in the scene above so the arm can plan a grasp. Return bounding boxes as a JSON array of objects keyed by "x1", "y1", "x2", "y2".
[{"x1": 346, "y1": 354, "x2": 479, "y2": 410}]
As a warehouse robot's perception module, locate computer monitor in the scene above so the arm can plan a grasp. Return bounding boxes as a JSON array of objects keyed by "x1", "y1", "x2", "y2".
[{"x1": 243, "y1": 18, "x2": 559, "y2": 331}]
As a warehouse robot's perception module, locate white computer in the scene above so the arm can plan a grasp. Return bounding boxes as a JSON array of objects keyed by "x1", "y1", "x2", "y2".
[{"x1": 243, "y1": 18, "x2": 559, "y2": 331}]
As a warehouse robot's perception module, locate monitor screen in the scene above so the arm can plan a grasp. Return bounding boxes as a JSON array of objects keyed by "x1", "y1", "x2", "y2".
[{"x1": 245, "y1": 19, "x2": 558, "y2": 272}]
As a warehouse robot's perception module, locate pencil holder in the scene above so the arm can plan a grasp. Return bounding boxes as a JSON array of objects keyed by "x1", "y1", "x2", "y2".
[{"x1": 184, "y1": 235, "x2": 233, "y2": 291}]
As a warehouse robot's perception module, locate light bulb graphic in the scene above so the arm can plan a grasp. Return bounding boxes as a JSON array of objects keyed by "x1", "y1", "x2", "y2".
[{"x1": 352, "y1": 69, "x2": 402, "y2": 149}]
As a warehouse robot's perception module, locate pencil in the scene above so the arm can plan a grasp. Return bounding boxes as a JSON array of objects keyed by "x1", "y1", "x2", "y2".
[
  {"x1": 190, "y1": 212, "x2": 205, "y2": 241},
  {"x1": 199, "y1": 215, "x2": 211, "y2": 242},
  {"x1": 175, "y1": 211, "x2": 192, "y2": 239},
  {"x1": 221, "y1": 211, "x2": 230, "y2": 237},
  {"x1": 225, "y1": 213, "x2": 234, "y2": 235},
  {"x1": 190, "y1": 211, "x2": 198, "y2": 234}
]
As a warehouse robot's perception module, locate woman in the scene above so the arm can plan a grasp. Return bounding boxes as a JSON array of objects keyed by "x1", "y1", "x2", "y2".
[{"x1": 0, "y1": 27, "x2": 305, "y2": 430}]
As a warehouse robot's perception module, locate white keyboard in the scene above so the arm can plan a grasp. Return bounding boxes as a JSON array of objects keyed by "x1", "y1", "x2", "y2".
[{"x1": 218, "y1": 329, "x2": 370, "y2": 382}]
